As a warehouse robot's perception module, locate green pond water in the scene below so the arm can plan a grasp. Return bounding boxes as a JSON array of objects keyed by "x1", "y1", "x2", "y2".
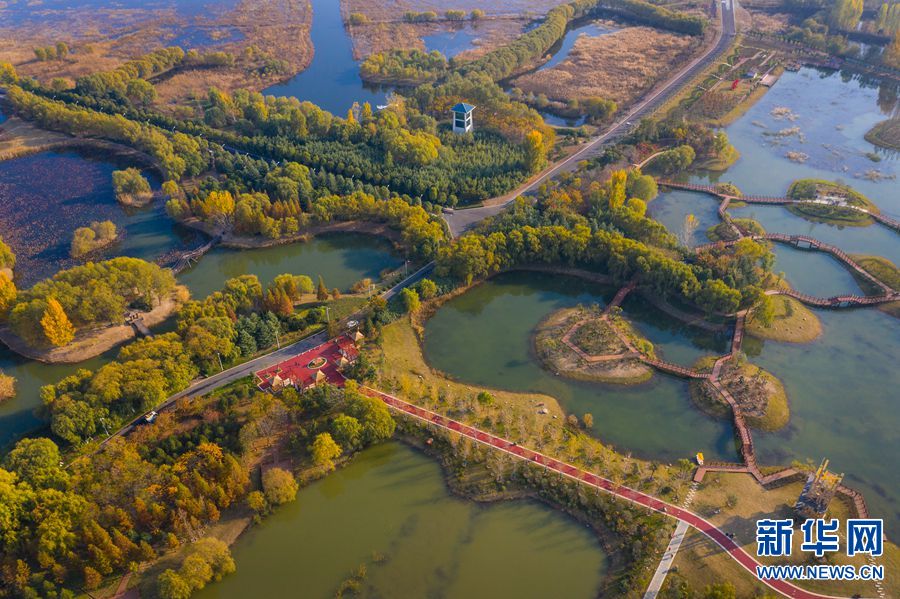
[
  {"x1": 0, "y1": 233, "x2": 401, "y2": 448},
  {"x1": 424, "y1": 271, "x2": 737, "y2": 463},
  {"x1": 195, "y1": 442, "x2": 608, "y2": 599}
]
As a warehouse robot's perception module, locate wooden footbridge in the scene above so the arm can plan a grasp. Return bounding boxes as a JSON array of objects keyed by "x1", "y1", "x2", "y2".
[
  {"x1": 659, "y1": 180, "x2": 900, "y2": 232},
  {"x1": 164, "y1": 235, "x2": 221, "y2": 274},
  {"x1": 697, "y1": 233, "x2": 899, "y2": 307}
]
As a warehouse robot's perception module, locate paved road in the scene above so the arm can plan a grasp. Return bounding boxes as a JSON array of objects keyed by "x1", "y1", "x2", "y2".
[
  {"x1": 444, "y1": 0, "x2": 737, "y2": 237},
  {"x1": 102, "y1": 263, "x2": 436, "y2": 444},
  {"x1": 367, "y1": 386, "x2": 850, "y2": 599},
  {"x1": 644, "y1": 520, "x2": 691, "y2": 598}
]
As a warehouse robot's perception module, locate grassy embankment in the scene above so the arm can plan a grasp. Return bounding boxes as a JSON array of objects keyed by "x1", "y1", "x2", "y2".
[
  {"x1": 745, "y1": 294, "x2": 822, "y2": 343},
  {"x1": 668, "y1": 472, "x2": 900, "y2": 598},
  {"x1": 864, "y1": 117, "x2": 900, "y2": 151},
  {"x1": 849, "y1": 254, "x2": 900, "y2": 318}
]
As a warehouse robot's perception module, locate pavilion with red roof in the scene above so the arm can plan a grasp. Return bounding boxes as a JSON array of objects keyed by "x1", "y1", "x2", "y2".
[{"x1": 255, "y1": 333, "x2": 362, "y2": 393}]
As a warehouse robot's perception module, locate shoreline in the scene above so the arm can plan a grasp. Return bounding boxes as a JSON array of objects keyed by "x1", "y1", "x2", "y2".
[{"x1": 0, "y1": 286, "x2": 188, "y2": 364}]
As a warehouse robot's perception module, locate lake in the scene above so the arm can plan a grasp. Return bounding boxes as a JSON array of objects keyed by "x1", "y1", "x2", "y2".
[{"x1": 195, "y1": 442, "x2": 609, "y2": 599}]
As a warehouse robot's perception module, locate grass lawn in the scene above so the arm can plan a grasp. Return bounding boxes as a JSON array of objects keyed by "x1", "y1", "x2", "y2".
[
  {"x1": 746, "y1": 296, "x2": 821, "y2": 343},
  {"x1": 849, "y1": 255, "x2": 900, "y2": 318},
  {"x1": 373, "y1": 317, "x2": 692, "y2": 500},
  {"x1": 671, "y1": 472, "x2": 900, "y2": 598}
]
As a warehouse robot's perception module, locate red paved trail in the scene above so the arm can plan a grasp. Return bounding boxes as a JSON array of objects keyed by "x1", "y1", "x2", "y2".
[{"x1": 364, "y1": 387, "x2": 849, "y2": 599}]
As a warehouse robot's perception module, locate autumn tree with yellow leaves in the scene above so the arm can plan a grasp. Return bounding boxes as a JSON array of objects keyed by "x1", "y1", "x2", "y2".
[{"x1": 40, "y1": 298, "x2": 76, "y2": 346}]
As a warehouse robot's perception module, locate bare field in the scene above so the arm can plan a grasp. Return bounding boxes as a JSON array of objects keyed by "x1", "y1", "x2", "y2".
[
  {"x1": 348, "y1": 18, "x2": 529, "y2": 61},
  {"x1": 341, "y1": 0, "x2": 557, "y2": 60},
  {"x1": 511, "y1": 27, "x2": 698, "y2": 107},
  {"x1": 748, "y1": 10, "x2": 793, "y2": 34},
  {"x1": 0, "y1": 0, "x2": 313, "y2": 105}
]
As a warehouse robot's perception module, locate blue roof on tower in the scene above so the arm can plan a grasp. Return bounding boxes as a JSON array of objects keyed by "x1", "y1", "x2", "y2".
[{"x1": 451, "y1": 103, "x2": 475, "y2": 113}]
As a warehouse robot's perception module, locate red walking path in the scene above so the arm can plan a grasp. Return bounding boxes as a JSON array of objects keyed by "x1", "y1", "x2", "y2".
[{"x1": 363, "y1": 386, "x2": 850, "y2": 599}]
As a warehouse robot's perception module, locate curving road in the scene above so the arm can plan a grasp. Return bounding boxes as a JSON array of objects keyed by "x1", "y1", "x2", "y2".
[
  {"x1": 366, "y1": 385, "x2": 851, "y2": 599},
  {"x1": 445, "y1": 0, "x2": 738, "y2": 237}
]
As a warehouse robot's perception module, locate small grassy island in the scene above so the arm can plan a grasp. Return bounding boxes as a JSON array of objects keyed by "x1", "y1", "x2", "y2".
[
  {"x1": 746, "y1": 294, "x2": 822, "y2": 343},
  {"x1": 533, "y1": 306, "x2": 654, "y2": 385},
  {"x1": 865, "y1": 117, "x2": 900, "y2": 151},
  {"x1": 786, "y1": 179, "x2": 879, "y2": 227},
  {"x1": 691, "y1": 355, "x2": 789, "y2": 431},
  {"x1": 706, "y1": 217, "x2": 764, "y2": 242},
  {"x1": 850, "y1": 254, "x2": 900, "y2": 318}
]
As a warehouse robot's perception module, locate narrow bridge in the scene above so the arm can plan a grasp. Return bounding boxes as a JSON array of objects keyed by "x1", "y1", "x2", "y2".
[
  {"x1": 169, "y1": 235, "x2": 220, "y2": 274},
  {"x1": 366, "y1": 386, "x2": 855, "y2": 599},
  {"x1": 659, "y1": 180, "x2": 900, "y2": 232},
  {"x1": 696, "y1": 233, "x2": 899, "y2": 306}
]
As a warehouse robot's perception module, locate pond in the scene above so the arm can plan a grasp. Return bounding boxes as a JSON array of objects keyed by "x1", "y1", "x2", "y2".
[
  {"x1": 178, "y1": 232, "x2": 402, "y2": 299},
  {"x1": 534, "y1": 20, "x2": 619, "y2": 73},
  {"x1": 744, "y1": 308, "x2": 900, "y2": 539},
  {"x1": 769, "y1": 244, "x2": 864, "y2": 298},
  {"x1": 262, "y1": 0, "x2": 388, "y2": 116},
  {"x1": 728, "y1": 202, "x2": 900, "y2": 266},
  {"x1": 0, "y1": 233, "x2": 401, "y2": 449},
  {"x1": 423, "y1": 26, "x2": 478, "y2": 58},
  {"x1": 647, "y1": 189, "x2": 722, "y2": 248},
  {"x1": 0, "y1": 147, "x2": 194, "y2": 286},
  {"x1": 424, "y1": 271, "x2": 737, "y2": 463},
  {"x1": 692, "y1": 68, "x2": 900, "y2": 217},
  {"x1": 195, "y1": 442, "x2": 609, "y2": 599}
]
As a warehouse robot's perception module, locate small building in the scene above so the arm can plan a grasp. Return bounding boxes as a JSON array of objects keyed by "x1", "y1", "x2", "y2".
[{"x1": 451, "y1": 102, "x2": 475, "y2": 134}]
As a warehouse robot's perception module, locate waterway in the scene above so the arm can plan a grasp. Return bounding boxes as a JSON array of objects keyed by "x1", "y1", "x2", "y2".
[
  {"x1": 745, "y1": 308, "x2": 900, "y2": 538},
  {"x1": 0, "y1": 233, "x2": 401, "y2": 449},
  {"x1": 424, "y1": 271, "x2": 737, "y2": 463},
  {"x1": 195, "y1": 442, "x2": 609, "y2": 599},
  {"x1": 262, "y1": 0, "x2": 388, "y2": 116}
]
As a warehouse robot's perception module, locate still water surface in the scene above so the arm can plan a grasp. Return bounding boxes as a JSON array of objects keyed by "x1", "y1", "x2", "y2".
[{"x1": 195, "y1": 443, "x2": 608, "y2": 599}]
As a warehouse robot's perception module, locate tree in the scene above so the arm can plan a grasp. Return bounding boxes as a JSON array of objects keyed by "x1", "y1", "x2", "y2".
[
  {"x1": 261, "y1": 467, "x2": 298, "y2": 505},
  {"x1": 331, "y1": 414, "x2": 363, "y2": 450},
  {"x1": 4, "y1": 438, "x2": 68, "y2": 490},
  {"x1": 401, "y1": 288, "x2": 420, "y2": 314},
  {"x1": 582, "y1": 413, "x2": 594, "y2": 429},
  {"x1": 524, "y1": 130, "x2": 546, "y2": 172},
  {"x1": 0, "y1": 236, "x2": 15, "y2": 270},
  {"x1": 0, "y1": 273, "x2": 17, "y2": 317},
  {"x1": 111, "y1": 168, "x2": 152, "y2": 204},
  {"x1": 829, "y1": 0, "x2": 863, "y2": 30},
  {"x1": 0, "y1": 371, "x2": 15, "y2": 401},
  {"x1": 55, "y1": 42, "x2": 69, "y2": 59},
  {"x1": 40, "y1": 298, "x2": 75, "y2": 346},
  {"x1": 158, "y1": 570, "x2": 192, "y2": 599},
  {"x1": 311, "y1": 432, "x2": 342, "y2": 471},
  {"x1": 316, "y1": 276, "x2": 329, "y2": 301},
  {"x1": 752, "y1": 295, "x2": 775, "y2": 327},
  {"x1": 348, "y1": 394, "x2": 396, "y2": 444},
  {"x1": 247, "y1": 490, "x2": 267, "y2": 516},
  {"x1": 416, "y1": 278, "x2": 437, "y2": 300}
]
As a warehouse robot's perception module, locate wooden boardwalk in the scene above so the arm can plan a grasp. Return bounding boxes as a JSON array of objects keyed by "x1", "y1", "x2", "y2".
[
  {"x1": 659, "y1": 180, "x2": 900, "y2": 232},
  {"x1": 697, "y1": 233, "x2": 899, "y2": 307}
]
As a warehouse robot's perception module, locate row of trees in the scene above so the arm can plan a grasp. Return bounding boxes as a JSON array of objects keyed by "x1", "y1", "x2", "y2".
[
  {"x1": 6, "y1": 86, "x2": 206, "y2": 180},
  {"x1": 170, "y1": 188, "x2": 446, "y2": 260}
]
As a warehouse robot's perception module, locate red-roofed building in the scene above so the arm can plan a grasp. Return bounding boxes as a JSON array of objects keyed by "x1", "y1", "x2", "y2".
[{"x1": 255, "y1": 333, "x2": 362, "y2": 393}]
